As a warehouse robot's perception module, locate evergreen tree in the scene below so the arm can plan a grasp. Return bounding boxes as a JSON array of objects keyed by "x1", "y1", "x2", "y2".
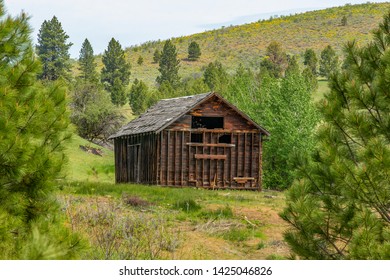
[
  {"x1": 36, "y1": 16, "x2": 73, "y2": 81},
  {"x1": 153, "y1": 49, "x2": 161, "y2": 63},
  {"x1": 341, "y1": 15, "x2": 348, "y2": 26},
  {"x1": 260, "y1": 41, "x2": 288, "y2": 78},
  {"x1": 101, "y1": 38, "x2": 131, "y2": 106},
  {"x1": 156, "y1": 40, "x2": 181, "y2": 89},
  {"x1": 203, "y1": 60, "x2": 229, "y2": 93},
  {"x1": 137, "y1": 55, "x2": 144, "y2": 65},
  {"x1": 78, "y1": 38, "x2": 97, "y2": 82},
  {"x1": 188, "y1": 41, "x2": 201, "y2": 61},
  {"x1": 303, "y1": 48, "x2": 318, "y2": 75},
  {"x1": 281, "y1": 12, "x2": 390, "y2": 259},
  {"x1": 0, "y1": 2, "x2": 80, "y2": 259},
  {"x1": 319, "y1": 45, "x2": 339, "y2": 79},
  {"x1": 129, "y1": 79, "x2": 150, "y2": 115}
]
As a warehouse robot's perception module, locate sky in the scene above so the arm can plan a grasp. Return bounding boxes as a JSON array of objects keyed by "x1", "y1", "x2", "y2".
[{"x1": 4, "y1": 0, "x2": 390, "y2": 58}]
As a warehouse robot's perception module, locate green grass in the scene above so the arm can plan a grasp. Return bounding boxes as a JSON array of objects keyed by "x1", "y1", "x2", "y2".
[
  {"x1": 314, "y1": 79, "x2": 329, "y2": 103},
  {"x1": 63, "y1": 133, "x2": 115, "y2": 183}
]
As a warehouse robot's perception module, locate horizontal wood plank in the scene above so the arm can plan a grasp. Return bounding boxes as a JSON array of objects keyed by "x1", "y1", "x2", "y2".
[{"x1": 195, "y1": 154, "x2": 227, "y2": 160}]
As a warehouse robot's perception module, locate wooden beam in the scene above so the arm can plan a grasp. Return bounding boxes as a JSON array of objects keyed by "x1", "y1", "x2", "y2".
[
  {"x1": 186, "y1": 143, "x2": 235, "y2": 148},
  {"x1": 195, "y1": 154, "x2": 227, "y2": 160}
]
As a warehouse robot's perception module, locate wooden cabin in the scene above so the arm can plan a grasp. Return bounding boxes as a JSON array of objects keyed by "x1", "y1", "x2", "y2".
[{"x1": 109, "y1": 92, "x2": 269, "y2": 190}]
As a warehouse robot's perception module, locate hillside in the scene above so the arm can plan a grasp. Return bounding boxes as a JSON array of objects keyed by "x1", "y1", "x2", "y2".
[{"x1": 117, "y1": 2, "x2": 390, "y2": 86}]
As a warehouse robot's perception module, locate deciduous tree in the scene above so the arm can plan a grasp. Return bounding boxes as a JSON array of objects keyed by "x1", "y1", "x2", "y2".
[
  {"x1": 319, "y1": 45, "x2": 339, "y2": 79},
  {"x1": 70, "y1": 81, "x2": 123, "y2": 142},
  {"x1": 260, "y1": 41, "x2": 288, "y2": 78}
]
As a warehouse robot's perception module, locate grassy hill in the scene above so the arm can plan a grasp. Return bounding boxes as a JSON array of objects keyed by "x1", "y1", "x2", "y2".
[
  {"x1": 117, "y1": 2, "x2": 390, "y2": 86},
  {"x1": 63, "y1": 133, "x2": 115, "y2": 183}
]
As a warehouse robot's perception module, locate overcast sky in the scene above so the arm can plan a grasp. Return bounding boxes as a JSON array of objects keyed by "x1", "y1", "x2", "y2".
[{"x1": 5, "y1": 0, "x2": 390, "y2": 58}]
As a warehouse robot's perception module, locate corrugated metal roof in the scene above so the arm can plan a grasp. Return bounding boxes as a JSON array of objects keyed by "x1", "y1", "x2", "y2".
[{"x1": 109, "y1": 92, "x2": 270, "y2": 139}]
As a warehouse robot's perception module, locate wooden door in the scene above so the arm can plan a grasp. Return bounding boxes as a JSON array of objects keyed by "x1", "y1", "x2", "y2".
[{"x1": 128, "y1": 144, "x2": 140, "y2": 183}]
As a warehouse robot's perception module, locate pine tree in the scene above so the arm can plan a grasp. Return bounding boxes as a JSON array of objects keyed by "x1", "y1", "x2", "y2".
[
  {"x1": 0, "y1": 2, "x2": 80, "y2": 259},
  {"x1": 188, "y1": 41, "x2": 201, "y2": 61},
  {"x1": 129, "y1": 79, "x2": 150, "y2": 115},
  {"x1": 101, "y1": 38, "x2": 131, "y2": 106},
  {"x1": 319, "y1": 45, "x2": 339, "y2": 79},
  {"x1": 303, "y1": 48, "x2": 318, "y2": 75},
  {"x1": 281, "y1": 12, "x2": 390, "y2": 259},
  {"x1": 156, "y1": 40, "x2": 180, "y2": 89},
  {"x1": 153, "y1": 49, "x2": 161, "y2": 63},
  {"x1": 36, "y1": 16, "x2": 73, "y2": 81},
  {"x1": 79, "y1": 38, "x2": 97, "y2": 82}
]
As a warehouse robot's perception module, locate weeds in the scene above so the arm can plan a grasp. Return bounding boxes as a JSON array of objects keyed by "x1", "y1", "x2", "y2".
[
  {"x1": 173, "y1": 199, "x2": 201, "y2": 212},
  {"x1": 64, "y1": 196, "x2": 181, "y2": 259}
]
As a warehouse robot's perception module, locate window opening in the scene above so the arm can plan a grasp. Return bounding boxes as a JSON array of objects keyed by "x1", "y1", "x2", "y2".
[
  {"x1": 191, "y1": 133, "x2": 203, "y2": 143},
  {"x1": 191, "y1": 116, "x2": 224, "y2": 129},
  {"x1": 218, "y1": 134, "x2": 231, "y2": 144}
]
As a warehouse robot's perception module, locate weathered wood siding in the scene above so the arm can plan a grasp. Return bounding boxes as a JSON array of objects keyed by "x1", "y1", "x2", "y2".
[
  {"x1": 153, "y1": 94, "x2": 264, "y2": 189},
  {"x1": 114, "y1": 94, "x2": 266, "y2": 190},
  {"x1": 157, "y1": 130, "x2": 262, "y2": 190},
  {"x1": 114, "y1": 133, "x2": 158, "y2": 184}
]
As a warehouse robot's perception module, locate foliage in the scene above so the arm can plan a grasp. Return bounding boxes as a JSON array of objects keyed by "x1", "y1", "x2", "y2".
[
  {"x1": 203, "y1": 60, "x2": 229, "y2": 93},
  {"x1": 319, "y1": 45, "x2": 339, "y2": 78},
  {"x1": 101, "y1": 38, "x2": 131, "y2": 106},
  {"x1": 78, "y1": 38, "x2": 98, "y2": 82},
  {"x1": 153, "y1": 49, "x2": 161, "y2": 63},
  {"x1": 181, "y1": 76, "x2": 209, "y2": 96},
  {"x1": 70, "y1": 80, "x2": 124, "y2": 142},
  {"x1": 36, "y1": 16, "x2": 73, "y2": 81},
  {"x1": 260, "y1": 41, "x2": 288, "y2": 78},
  {"x1": 223, "y1": 65, "x2": 318, "y2": 190},
  {"x1": 0, "y1": 2, "x2": 81, "y2": 259},
  {"x1": 303, "y1": 48, "x2": 318, "y2": 75},
  {"x1": 65, "y1": 198, "x2": 180, "y2": 259},
  {"x1": 137, "y1": 55, "x2": 144, "y2": 65},
  {"x1": 156, "y1": 40, "x2": 181, "y2": 89},
  {"x1": 264, "y1": 71, "x2": 319, "y2": 189},
  {"x1": 129, "y1": 79, "x2": 158, "y2": 115},
  {"x1": 188, "y1": 41, "x2": 201, "y2": 61},
  {"x1": 341, "y1": 15, "x2": 348, "y2": 26},
  {"x1": 281, "y1": 12, "x2": 390, "y2": 259}
]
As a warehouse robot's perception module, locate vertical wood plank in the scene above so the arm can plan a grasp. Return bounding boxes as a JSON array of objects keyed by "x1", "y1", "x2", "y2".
[
  {"x1": 166, "y1": 130, "x2": 170, "y2": 185},
  {"x1": 181, "y1": 131, "x2": 184, "y2": 186}
]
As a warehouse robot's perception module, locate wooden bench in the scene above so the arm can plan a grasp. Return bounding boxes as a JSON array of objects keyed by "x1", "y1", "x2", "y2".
[{"x1": 233, "y1": 177, "x2": 255, "y2": 188}]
